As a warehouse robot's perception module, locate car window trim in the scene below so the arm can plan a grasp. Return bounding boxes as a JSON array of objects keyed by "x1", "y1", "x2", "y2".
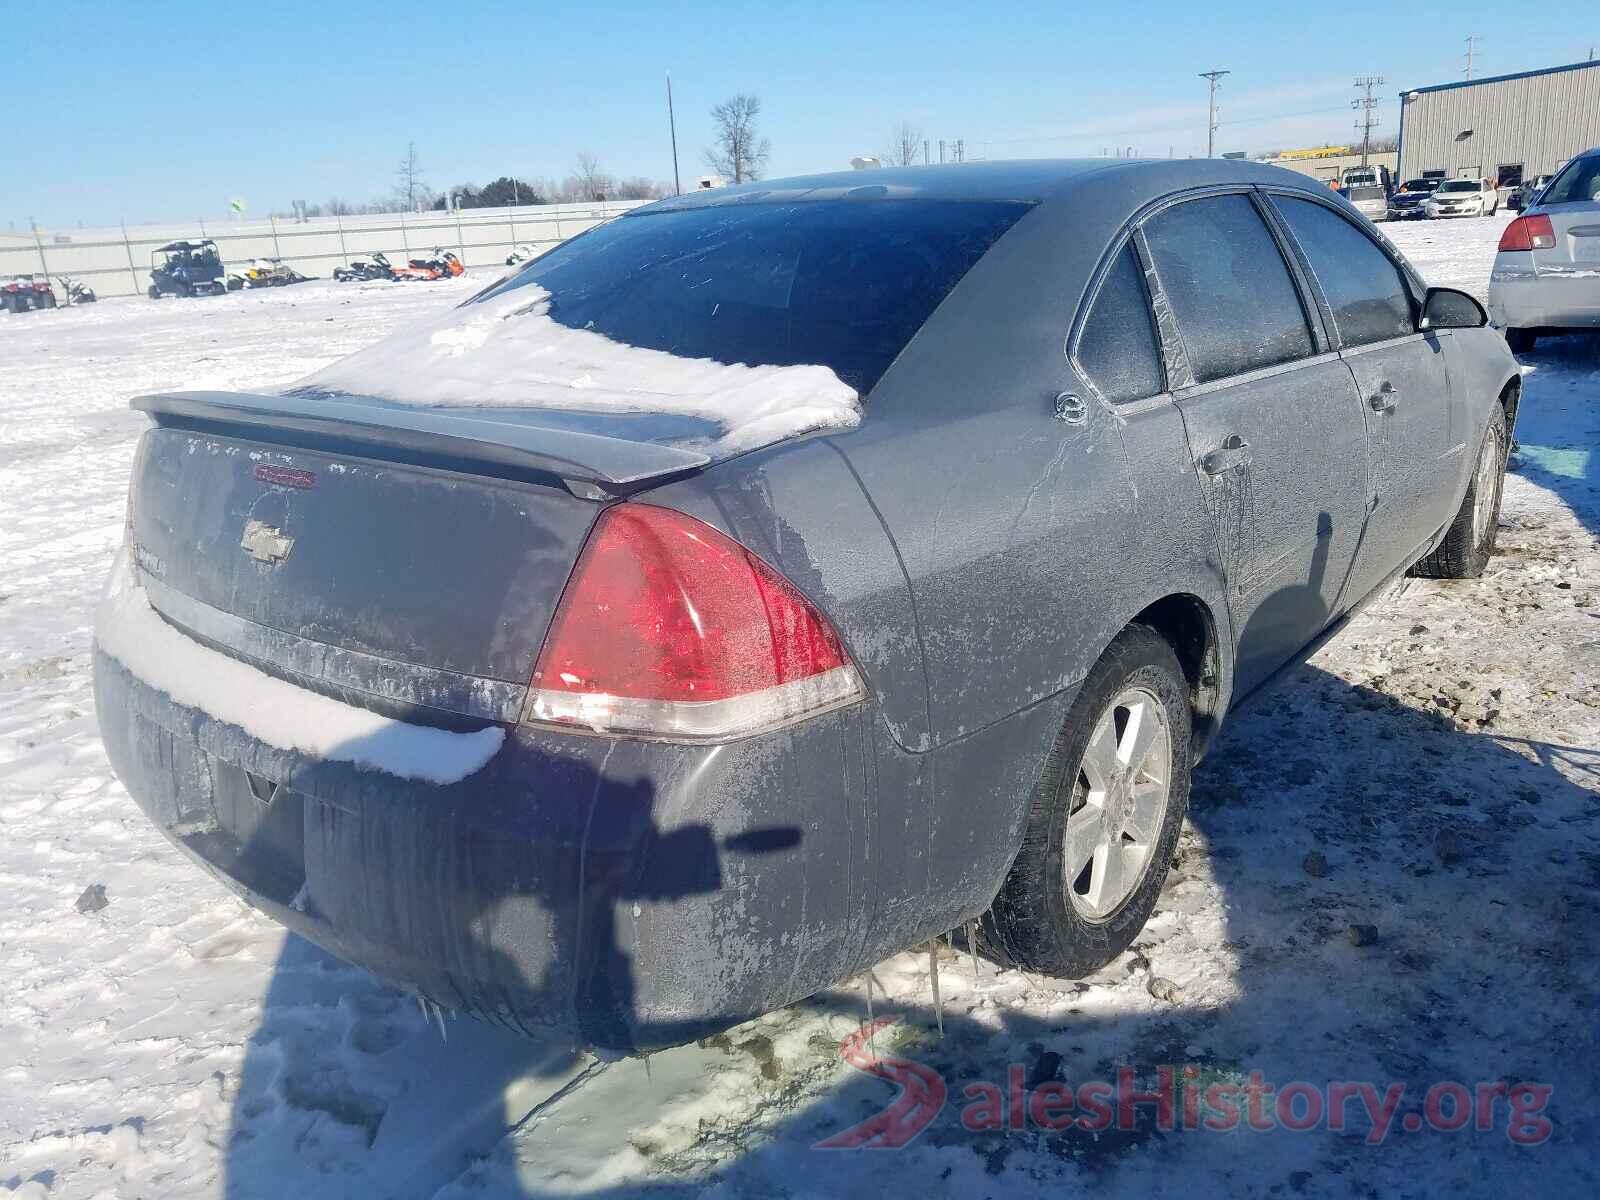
[
  {"x1": 1132, "y1": 185, "x2": 1326, "y2": 388},
  {"x1": 1168, "y1": 347, "x2": 1347, "y2": 402},
  {"x1": 1065, "y1": 232, "x2": 1171, "y2": 406},
  {"x1": 1258, "y1": 187, "x2": 1426, "y2": 349}
]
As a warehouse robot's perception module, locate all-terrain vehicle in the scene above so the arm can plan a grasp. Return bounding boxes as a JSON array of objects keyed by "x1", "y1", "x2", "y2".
[
  {"x1": 57, "y1": 276, "x2": 97, "y2": 305},
  {"x1": 149, "y1": 240, "x2": 227, "y2": 298},
  {"x1": 332, "y1": 251, "x2": 396, "y2": 283},
  {"x1": 2, "y1": 274, "x2": 57, "y2": 313},
  {"x1": 392, "y1": 249, "x2": 464, "y2": 281}
]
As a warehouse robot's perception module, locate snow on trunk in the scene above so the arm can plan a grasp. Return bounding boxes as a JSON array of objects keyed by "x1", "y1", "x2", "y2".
[{"x1": 289, "y1": 284, "x2": 862, "y2": 455}]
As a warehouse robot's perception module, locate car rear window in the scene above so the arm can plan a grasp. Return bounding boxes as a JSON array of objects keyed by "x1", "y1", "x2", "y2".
[
  {"x1": 1539, "y1": 157, "x2": 1600, "y2": 206},
  {"x1": 474, "y1": 199, "x2": 1032, "y2": 395},
  {"x1": 1345, "y1": 186, "x2": 1384, "y2": 202}
]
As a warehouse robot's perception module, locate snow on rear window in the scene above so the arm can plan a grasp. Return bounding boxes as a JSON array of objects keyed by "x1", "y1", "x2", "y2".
[{"x1": 290, "y1": 198, "x2": 1029, "y2": 454}]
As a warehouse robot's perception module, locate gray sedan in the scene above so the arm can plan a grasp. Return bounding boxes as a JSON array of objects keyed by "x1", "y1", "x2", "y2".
[
  {"x1": 95, "y1": 159, "x2": 1519, "y2": 1052},
  {"x1": 1490, "y1": 145, "x2": 1600, "y2": 352}
]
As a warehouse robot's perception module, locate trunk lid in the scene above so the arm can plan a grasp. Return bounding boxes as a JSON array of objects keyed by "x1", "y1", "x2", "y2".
[{"x1": 126, "y1": 390, "x2": 715, "y2": 722}]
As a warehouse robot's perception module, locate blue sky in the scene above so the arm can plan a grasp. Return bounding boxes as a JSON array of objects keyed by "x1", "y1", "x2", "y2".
[{"x1": 6, "y1": 0, "x2": 1596, "y2": 230}]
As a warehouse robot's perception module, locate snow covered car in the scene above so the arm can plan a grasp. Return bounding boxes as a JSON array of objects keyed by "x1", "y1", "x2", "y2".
[
  {"x1": 94, "y1": 160, "x2": 1520, "y2": 1053},
  {"x1": 1488, "y1": 147, "x2": 1600, "y2": 353},
  {"x1": 1424, "y1": 178, "x2": 1500, "y2": 218}
]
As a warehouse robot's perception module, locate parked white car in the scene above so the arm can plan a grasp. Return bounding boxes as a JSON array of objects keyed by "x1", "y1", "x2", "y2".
[
  {"x1": 1424, "y1": 179, "x2": 1500, "y2": 218},
  {"x1": 1343, "y1": 184, "x2": 1388, "y2": 222},
  {"x1": 1488, "y1": 146, "x2": 1600, "y2": 353}
]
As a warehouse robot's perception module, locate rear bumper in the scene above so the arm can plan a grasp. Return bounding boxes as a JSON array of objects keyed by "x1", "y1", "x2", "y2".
[
  {"x1": 1488, "y1": 263, "x2": 1600, "y2": 331},
  {"x1": 94, "y1": 645, "x2": 879, "y2": 1053}
]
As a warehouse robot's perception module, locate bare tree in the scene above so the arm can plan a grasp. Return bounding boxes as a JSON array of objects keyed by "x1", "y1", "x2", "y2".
[
  {"x1": 705, "y1": 94, "x2": 771, "y2": 183},
  {"x1": 395, "y1": 142, "x2": 428, "y2": 211},
  {"x1": 884, "y1": 120, "x2": 924, "y2": 167},
  {"x1": 566, "y1": 152, "x2": 612, "y2": 202}
]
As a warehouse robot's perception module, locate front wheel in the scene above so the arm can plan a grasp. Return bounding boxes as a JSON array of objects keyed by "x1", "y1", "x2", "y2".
[
  {"x1": 979, "y1": 624, "x2": 1191, "y2": 977},
  {"x1": 1411, "y1": 403, "x2": 1508, "y2": 580}
]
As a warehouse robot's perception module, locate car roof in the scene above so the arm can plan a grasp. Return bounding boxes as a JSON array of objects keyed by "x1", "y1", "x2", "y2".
[{"x1": 636, "y1": 157, "x2": 1335, "y2": 214}]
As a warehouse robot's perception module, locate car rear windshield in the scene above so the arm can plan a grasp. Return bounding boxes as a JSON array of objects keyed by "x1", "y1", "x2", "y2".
[
  {"x1": 1539, "y1": 157, "x2": 1600, "y2": 206},
  {"x1": 1437, "y1": 181, "x2": 1479, "y2": 193},
  {"x1": 474, "y1": 198, "x2": 1033, "y2": 395},
  {"x1": 1346, "y1": 186, "x2": 1384, "y2": 201}
]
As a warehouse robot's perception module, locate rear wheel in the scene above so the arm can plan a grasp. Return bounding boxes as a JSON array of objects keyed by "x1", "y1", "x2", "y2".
[
  {"x1": 1505, "y1": 328, "x2": 1537, "y2": 354},
  {"x1": 979, "y1": 624, "x2": 1191, "y2": 977},
  {"x1": 1411, "y1": 403, "x2": 1507, "y2": 580}
]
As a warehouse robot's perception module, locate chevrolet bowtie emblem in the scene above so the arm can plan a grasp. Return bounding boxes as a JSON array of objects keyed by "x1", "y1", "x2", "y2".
[{"x1": 241, "y1": 519, "x2": 295, "y2": 564}]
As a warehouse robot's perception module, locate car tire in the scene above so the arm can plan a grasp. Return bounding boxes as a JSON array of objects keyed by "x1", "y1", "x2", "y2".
[
  {"x1": 978, "y1": 624, "x2": 1191, "y2": 978},
  {"x1": 1505, "y1": 328, "x2": 1537, "y2": 354},
  {"x1": 1410, "y1": 403, "x2": 1508, "y2": 580}
]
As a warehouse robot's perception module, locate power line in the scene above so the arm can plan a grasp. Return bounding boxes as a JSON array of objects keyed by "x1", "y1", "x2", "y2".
[
  {"x1": 1352, "y1": 75, "x2": 1384, "y2": 167},
  {"x1": 1199, "y1": 69, "x2": 1231, "y2": 157}
]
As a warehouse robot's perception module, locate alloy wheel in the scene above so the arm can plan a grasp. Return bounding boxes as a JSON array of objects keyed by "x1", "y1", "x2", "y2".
[{"x1": 1063, "y1": 686, "x2": 1173, "y2": 922}]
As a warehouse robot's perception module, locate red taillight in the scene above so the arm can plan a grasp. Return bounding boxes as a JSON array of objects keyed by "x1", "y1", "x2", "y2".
[
  {"x1": 524, "y1": 503, "x2": 865, "y2": 740},
  {"x1": 1499, "y1": 214, "x2": 1555, "y2": 252}
]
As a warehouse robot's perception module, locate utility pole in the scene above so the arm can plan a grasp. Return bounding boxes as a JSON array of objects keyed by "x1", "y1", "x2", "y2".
[
  {"x1": 1463, "y1": 34, "x2": 1481, "y2": 79},
  {"x1": 1199, "y1": 70, "x2": 1230, "y2": 157},
  {"x1": 1352, "y1": 75, "x2": 1384, "y2": 167},
  {"x1": 666, "y1": 73, "x2": 681, "y2": 195}
]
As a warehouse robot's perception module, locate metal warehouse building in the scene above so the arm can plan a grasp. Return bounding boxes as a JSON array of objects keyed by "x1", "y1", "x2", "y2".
[{"x1": 1396, "y1": 59, "x2": 1600, "y2": 189}]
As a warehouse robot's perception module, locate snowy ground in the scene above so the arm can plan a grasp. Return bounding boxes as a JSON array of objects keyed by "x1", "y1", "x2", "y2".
[{"x1": 2, "y1": 216, "x2": 1598, "y2": 1198}]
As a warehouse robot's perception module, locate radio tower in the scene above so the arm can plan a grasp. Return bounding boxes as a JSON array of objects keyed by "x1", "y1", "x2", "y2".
[
  {"x1": 1464, "y1": 34, "x2": 1481, "y2": 79},
  {"x1": 1353, "y1": 75, "x2": 1385, "y2": 167},
  {"x1": 1199, "y1": 69, "x2": 1230, "y2": 158}
]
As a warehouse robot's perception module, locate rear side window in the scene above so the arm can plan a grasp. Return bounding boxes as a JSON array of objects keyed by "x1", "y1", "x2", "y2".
[
  {"x1": 475, "y1": 199, "x2": 1032, "y2": 395},
  {"x1": 1539, "y1": 156, "x2": 1600, "y2": 206},
  {"x1": 1141, "y1": 194, "x2": 1314, "y2": 384},
  {"x1": 1273, "y1": 197, "x2": 1414, "y2": 347},
  {"x1": 1074, "y1": 244, "x2": 1163, "y2": 403}
]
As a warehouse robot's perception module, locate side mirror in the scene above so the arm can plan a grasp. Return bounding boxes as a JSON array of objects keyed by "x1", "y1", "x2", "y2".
[{"x1": 1419, "y1": 286, "x2": 1487, "y2": 331}]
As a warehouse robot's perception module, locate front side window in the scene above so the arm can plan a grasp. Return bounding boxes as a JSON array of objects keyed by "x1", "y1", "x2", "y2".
[
  {"x1": 1273, "y1": 197, "x2": 1414, "y2": 347},
  {"x1": 473, "y1": 198, "x2": 1032, "y2": 396},
  {"x1": 1141, "y1": 194, "x2": 1314, "y2": 384},
  {"x1": 1074, "y1": 243, "x2": 1163, "y2": 404}
]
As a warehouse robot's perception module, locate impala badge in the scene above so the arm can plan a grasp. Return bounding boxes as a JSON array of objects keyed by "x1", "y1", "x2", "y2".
[{"x1": 241, "y1": 519, "x2": 294, "y2": 564}]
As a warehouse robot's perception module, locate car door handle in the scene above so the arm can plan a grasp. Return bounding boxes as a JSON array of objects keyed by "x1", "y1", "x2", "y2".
[
  {"x1": 1199, "y1": 436, "x2": 1251, "y2": 475},
  {"x1": 1369, "y1": 382, "x2": 1398, "y2": 413}
]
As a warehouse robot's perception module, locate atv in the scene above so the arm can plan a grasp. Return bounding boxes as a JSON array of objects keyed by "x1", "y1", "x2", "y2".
[
  {"x1": 333, "y1": 251, "x2": 395, "y2": 283},
  {"x1": 393, "y1": 249, "x2": 464, "y2": 281},
  {"x1": 2, "y1": 274, "x2": 58, "y2": 313},
  {"x1": 57, "y1": 276, "x2": 97, "y2": 305},
  {"x1": 149, "y1": 240, "x2": 227, "y2": 298}
]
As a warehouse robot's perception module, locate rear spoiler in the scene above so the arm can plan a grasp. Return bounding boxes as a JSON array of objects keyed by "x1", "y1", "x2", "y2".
[{"x1": 132, "y1": 390, "x2": 711, "y2": 493}]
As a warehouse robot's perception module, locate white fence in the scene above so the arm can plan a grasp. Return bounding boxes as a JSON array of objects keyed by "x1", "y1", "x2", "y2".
[{"x1": 0, "y1": 200, "x2": 647, "y2": 299}]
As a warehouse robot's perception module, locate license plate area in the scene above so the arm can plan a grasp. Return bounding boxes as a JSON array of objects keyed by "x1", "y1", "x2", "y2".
[{"x1": 183, "y1": 761, "x2": 307, "y2": 906}]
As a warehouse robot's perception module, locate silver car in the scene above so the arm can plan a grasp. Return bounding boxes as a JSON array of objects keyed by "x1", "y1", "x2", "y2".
[{"x1": 1489, "y1": 146, "x2": 1600, "y2": 352}]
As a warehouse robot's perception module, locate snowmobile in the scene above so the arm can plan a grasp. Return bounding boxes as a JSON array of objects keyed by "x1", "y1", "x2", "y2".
[
  {"x1": 393, "y1": 249, "x2": 465, "y2": 281},
  {"x1": 149, "y1": 240, "x2": 227, "y2": 298},
  {"x1": 2, "y1": 274, "x2": 58, "y2": 313},
  {"x1": 228, "y1": 258, "x2": 311, "y2": 289},
  {"x1": 332, "y1": 251, "x2": 395, "y2": 282},
  {"x1": 57, "y1": 276, "x2": 97, "y2": 305}
]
